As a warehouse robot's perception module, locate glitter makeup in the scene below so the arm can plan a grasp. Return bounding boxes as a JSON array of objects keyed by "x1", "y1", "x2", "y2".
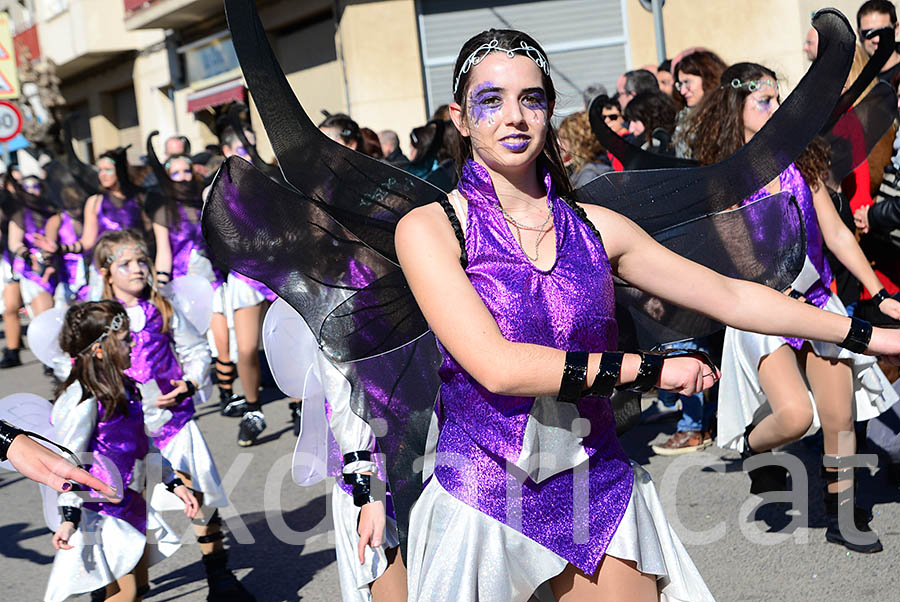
[{"x1": 469, "y1": 81, "x2": 502, "y2": 127}]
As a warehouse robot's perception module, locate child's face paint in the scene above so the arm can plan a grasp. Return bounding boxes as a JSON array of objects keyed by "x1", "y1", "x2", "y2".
[
  {"x1": 107, "y1": 245, "x2": 150, "y2": 299},
  {"x1": 97, "y1": 158, "x2": 117, "y2": 189}
]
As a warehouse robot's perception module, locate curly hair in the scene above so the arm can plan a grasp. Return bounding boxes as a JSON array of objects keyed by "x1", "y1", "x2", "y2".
[
  {"x1": 684, "y1": 62, "x2": 830, "y2": 189},
  {"x1": 672, "y1": 50, "x2": 727, "y2": 107},
  {"x1": 558, "y1": 111, "x2": 605, "y2": 173}
]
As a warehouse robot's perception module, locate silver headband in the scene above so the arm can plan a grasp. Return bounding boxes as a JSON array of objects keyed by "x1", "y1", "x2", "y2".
[
  {"x1": 78, "y1": 312, "x2": 126, "y2": 355},
  {"x1": 729, "y1": 78, "x2": 776, "y2": 93},
  {"x1": 453, "y1": 39, "x2": 551, "y2": 95}
]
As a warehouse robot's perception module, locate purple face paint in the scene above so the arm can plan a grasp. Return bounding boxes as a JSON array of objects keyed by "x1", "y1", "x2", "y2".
[
  {"x1": 468, "y1": 81, "x2": 502, "y2": 127},
  {"x1": 499, "y1": 135, "x2": 531, "y2": 151}
]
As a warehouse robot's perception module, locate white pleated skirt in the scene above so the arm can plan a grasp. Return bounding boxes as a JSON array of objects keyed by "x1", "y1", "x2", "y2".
[
  {"x1": 226, "y1": 273, "x2": 269, "y2": 312},
  {"x1": 158, "y1": 419, "x2": 228, "y2": 508},
  {"x1": 407, "y1": 462, "x2": 715, "y2": 602},
  {"x1": 717, "y1": 292, "x2": 898, "y2": 452},
  {"x1": 331, "y1": 482, "x2": 400, "y2": 602},
  {"x1": 43, "y1": 506, "x2": 180, "y2": 602}
]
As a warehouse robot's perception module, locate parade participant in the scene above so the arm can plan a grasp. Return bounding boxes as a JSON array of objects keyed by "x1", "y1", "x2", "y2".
[
  {"x1": 45, "y1": 300, "x2": 196, "y2": 602},
  {"x1": 93, "y1": 230, "x2": 253, "y2": 599},
  {"x1": 687, "y1": 61, "x2": 900, "y2": 553},
  {"x1": 0, "y1": 179, "x2": 23, "y2": 368}
]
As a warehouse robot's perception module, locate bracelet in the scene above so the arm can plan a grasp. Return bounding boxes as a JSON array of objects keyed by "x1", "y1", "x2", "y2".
[
  {"x1": 0, "y1": 419, "x2": 24, "y2": 462},
  {"x1": 558, "y1": 351, "x2": 589, "y2": 403},
  {"x1": 342, "y1": 450, "x2": 372, "y2": 465},
  {"x1": 342, "y1": 473, "x2": 377, "y2": 507},
  {"x1": 175, "y1": 381, "x2": 197, "y2": 403},
  {"x1": 839, "y1": 316, "x2": 873, "y2": 353},
  {"x1": 872, "y1": 288, "x2": 891, "y2": 306},
  {"x1": 629, "y1": 352, "x2": 665, "y2": 393},
  {"x1": 588, "y1": 352, "x2": 624, "y2": 398},
  {"x1": 165, "y1": 477, "x2": 185, "y2": 493},
  {"x1": 61, "y1": 506, "x2": 81, "y2": 529}
]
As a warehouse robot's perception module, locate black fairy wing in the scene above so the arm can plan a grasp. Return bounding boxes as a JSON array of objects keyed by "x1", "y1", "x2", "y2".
[
  {"x1": 616, "y1": 191, "x2": 807, "y2": 348},
  {"x1": 223, "y1": 0, "x2": 445, "y2": 263},
  {"x1": 225, "y1": 102, "x2": 286, "y2": 182},
  {"x1": 62, "y1": 114, "x2": 100, "y2": 197},
  {"x1": 203, "y1": 155, "x2": 439, "y2": 552},
  {"x1": 576, "y1": 8, "x2": 855, "y2": 235},
  {"x1": 824, "y1": 81, "x2": 899, "y2": 188}
]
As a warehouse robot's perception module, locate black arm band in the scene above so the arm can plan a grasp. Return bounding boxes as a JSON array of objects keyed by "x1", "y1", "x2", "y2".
[
  {"x1": 61, "y1": 506, "x2": 81, "y2": 528},
  {"x1": 839, "y1": 317, "x2": 873, "y2": 354},
  {"x1": 872, "y1": 288, "x2": 891, "y2": 306},
  {"x1": 629, "y1": 352, "x2": 665, "y2": 393},
  {"x1": 558, "y1": 351, "x2": 589, "y2": 403},
  {"x1": 156, "y1": 271, "x2": 172, "y2": 283},
  {"x1": 175, "y1": 381, "x2": 197, "y2": 403},
  {"x1": 788, "y1": 289, "x2": 804, "y2": 300},
  {"x1": 165, "y1": 477, "x2": 185, "y2": 493},
  {"x1": 342, "y1": 473, "x2": 377, "y2": 507},
  {"x1": 588, "y1": 352, "x2": 624, "y2": 398},
  {"x1": 0, "y1": 420, "x2": 24, "y2": 462},
  {"x1": 342, "y1": 450, "x2": 372, "y2": 465}
]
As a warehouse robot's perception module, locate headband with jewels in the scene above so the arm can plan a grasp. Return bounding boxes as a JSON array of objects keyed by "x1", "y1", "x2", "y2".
[
  {"x1": 729, "y1": 78, "x2": 777, "y2": 93},
  {"x1": 78, "y1": 312, "x2": 127, "y2": 355},
  {"x1": 453, "y1": 39, "x2": 551, "y2": 95}
]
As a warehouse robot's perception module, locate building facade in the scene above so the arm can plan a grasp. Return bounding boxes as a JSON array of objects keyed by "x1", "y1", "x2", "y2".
[{"x1": 8, "y1": 0, "x2": 878, "y2": 164}]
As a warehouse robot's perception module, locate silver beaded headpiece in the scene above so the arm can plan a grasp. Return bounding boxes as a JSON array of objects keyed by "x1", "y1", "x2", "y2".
[
  {"x1": 78, "y1": 312, "x2": 126, "y2": 355},
  {"x1": 729, "y1": 78, "x2": 776, "y2": 93},
  {"x1": 453, "y1": 39, "x2": 551, "y2": 95}
]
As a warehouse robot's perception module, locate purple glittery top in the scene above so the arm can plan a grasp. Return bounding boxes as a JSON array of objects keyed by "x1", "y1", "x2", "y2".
[
  {"x1": 12, "y1": 208, "x2": 57, "y2": 293},
  {"x1": 743, "y1": 163, "x2": 833, "y2": 349},
  {"x1": 96, "y1": 193, "x2": 143, "y2": 239},
  {"x1": 82, "y1": 389, "x2": 148, "y2": 533},
  {"x1": 433, "y1": 159, "x2": 633, "y2": 574},
  {"x1": 124, "y1": 298, "x2": 194, "y2": 449},
  {"x1": 57, "y1": 212, "x2": 84, "y2": 291},
  {"x1": 169, "y1": 204, "x2": 224, "y2": 289}
]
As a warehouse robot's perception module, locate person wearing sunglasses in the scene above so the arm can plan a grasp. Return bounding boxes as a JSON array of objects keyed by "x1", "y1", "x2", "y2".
[{"x1": 858, "y1": 0, "x2": 900, "y2": 82}]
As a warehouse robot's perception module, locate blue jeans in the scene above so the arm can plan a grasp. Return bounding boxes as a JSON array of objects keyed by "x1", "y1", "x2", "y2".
[{"x1": 657, "y1": 337, "x2": 717, "y2": 433}]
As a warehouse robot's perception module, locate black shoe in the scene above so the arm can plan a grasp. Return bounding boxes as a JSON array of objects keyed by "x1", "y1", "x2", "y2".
[
  {"x1": 237, "y1": 411, "x2": 266, "y2": 447},
  {"x1": 823, "y1": 491, "x2": 883, "y2": 553},
  {"x1": 288, "y1": 400, "x2": 302, "y2": 437},
  {"x1": 0, "y1": 347, "x2": 21, "y2": 369},
  {"x1": 221, "y1": 394, "x2": 248, "y2": 417},
  {"x1": 741, "y1": 431, "x2": 788, "y2": 494},
  {"x1": 202, "y1": 550, "x2": 256, "y2": 601}
]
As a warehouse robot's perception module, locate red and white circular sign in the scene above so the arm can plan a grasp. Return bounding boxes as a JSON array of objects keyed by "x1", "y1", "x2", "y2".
[{"x1": 0, "y1": 101, "x2": 22, "y2": 143}]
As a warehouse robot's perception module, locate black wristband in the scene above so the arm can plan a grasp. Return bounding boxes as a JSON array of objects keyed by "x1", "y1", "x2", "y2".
[
  {"x1": 61, "y1": 506, "x2": 81, "y2": 529},
  {"x1": 787, "y1": 289, "x2": 804, "y2": 300},
  {"x1": 872, "y1": 288, "x2": 891, "y2": 306},
  {"x1": 588, "y1": 352, "x2": 624, "y2": 398},
  {"x1": 558, "y1": 351, "x2": 589, "y2": 403},
  {"x1": 630, "y1": 352, "x2": 665, "y2": 393},
  {"x1": 840, "y1": 317, "x2": 873, "y2": 353},
  {"x1": 343, "y1": 473, "x2": 377, "y2": 507},
  {"x1": 0, "y1": 420, "x2": 24, "y2": 462},
  {"x1": 175, "y1": 381, "x2": 197, "y2": 403},
  {"x1": 165, "y1": 477, "x2": 185, "y2": 493},
  {"x1": 343, "y1": 450, "x2": 372, "y2": 465},
  {"x1": 157, "y1": 271, "x2": 172, "y2": 283}
]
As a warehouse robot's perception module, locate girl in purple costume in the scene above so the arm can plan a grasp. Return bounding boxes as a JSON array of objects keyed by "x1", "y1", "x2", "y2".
[
  {"x1": 94, "y1": 230, "x2": 254, "y2": 600},
  {"x1": 687, "y1": 63, "x2": 900, "y2": 554},
  {"x1": 54, "y1": 210, "x2": 87, "y2": 303},
  {"x1": 46, "y1": 300, "x2": 197, "y2": 602},
  {"x1": 6, "y1": 176, "x2": 58, "y2": 317},
  {"x1": 396, "y1": 31, "x2": 900, "y2": 601}
]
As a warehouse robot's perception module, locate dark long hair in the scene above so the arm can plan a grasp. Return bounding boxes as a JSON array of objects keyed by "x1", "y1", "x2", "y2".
[
  {"x1": 623, "y1": 91, "x2": 677, "y2": 144},
  {"x1": 685, "y1": 62, "x2": 830, "y2": 189},
  {"x1": 57, "y1": 300, "x2": 133, "y2": 421},
  {"x1": 451, "y1": 29, "x2": 575, "y2": 199}
]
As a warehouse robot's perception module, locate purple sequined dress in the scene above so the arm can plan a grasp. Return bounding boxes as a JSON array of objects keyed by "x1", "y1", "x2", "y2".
[
  {"x1": 169, "y1": 204, "x2": 225, "y2": 289},
  {"x1": 57, "y1": 212, "x2": 87, "y2": 299},
  {"x1": 718, "y1": 164, "x2": 898, "y2": 452},
  {"x1": 12, "y1": 208, "x2": 57, "y2": 294},
  {"x1": 95, "y1": 193, "x2": 143, "y2": 239}
]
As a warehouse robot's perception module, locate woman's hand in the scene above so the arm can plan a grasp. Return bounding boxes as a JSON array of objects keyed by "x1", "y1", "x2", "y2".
[
  {"x1": 6, "y1": 434, "x2": 120, "y2": 501},
  {"x1": 878, "y1": 297, "x2": 900, "y2": 321},
  {"x1": 356, "y1": 499, "x2": 386, "y2": 564},
  {"x1": 156, "y1": 380, "x2": 191, "y2": 407},
  {"x1": 173, "y1": 485, "x2": 199, "y2": 518},
  {"x1": 658, "y1": 356, "x2": 720, "y2": 396},
  {"x1": 52, "y1": 521, "x2": 76, "y2": 550},
  {"x1": 854, "y1": 205, "x2": 871, "y2": 233},
  {"x1": 32, "y1": 233, "x2": 58, "y2": 254}
]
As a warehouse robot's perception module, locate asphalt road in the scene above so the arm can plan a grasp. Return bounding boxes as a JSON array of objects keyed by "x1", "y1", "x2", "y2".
[{"x1": 2, "y1": 344, "x2": 900, "y2": 601}]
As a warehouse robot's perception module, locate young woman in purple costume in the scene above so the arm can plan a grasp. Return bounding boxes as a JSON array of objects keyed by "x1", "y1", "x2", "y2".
[
  {"x1": 94, "y1": 230, "x2": 255, "y2": 601},
  {"x1": 6, "y1": 176, "x2": 58, "y2": 319},
  {"x1": 46, "y1": 300, "x2": 197, "y2": 602},
  {"x1": 687, "y1": 62, "x2": 900, "y2": 554},
  {"x1": 395, "y1": 30, "x2": 900, "y2": 601}
]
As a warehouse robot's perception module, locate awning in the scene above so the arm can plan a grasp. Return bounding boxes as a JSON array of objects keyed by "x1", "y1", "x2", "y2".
[{"x1": 186, "y1": 78, "x2": 244, "y2": 113}]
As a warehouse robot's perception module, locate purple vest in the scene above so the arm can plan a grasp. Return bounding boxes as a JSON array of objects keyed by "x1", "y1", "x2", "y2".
[
  {"x1": 743, "y1": 163, "x2": 833, "y2": 349},
  {"x1": 433, "y1": 160, "x2": 633, "y2": 574},
  {"x1": 124, "y1": 298, "x2": 194, "y2": 449},
  {"x1": 95, "y1": 193, "x2": 143, "y2": 239},
  {"x1": 169, "y1": 204, "x2": 224, "y2": 288},
  {"x1": 82, "y1": 391, "x2": 148, "y2": 533}
]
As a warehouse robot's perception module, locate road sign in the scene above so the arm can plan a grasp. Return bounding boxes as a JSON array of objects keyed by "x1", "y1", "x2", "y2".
[
  {"x1": 0, "y1": 13, "x2": 17, "y2": 99},
  {"x1": 0, "y1": 100, "x2": 22, "y2": 142}
]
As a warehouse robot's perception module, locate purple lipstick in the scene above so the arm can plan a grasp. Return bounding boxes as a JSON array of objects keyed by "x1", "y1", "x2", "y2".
[{"x1": 499, "y1": 134, "x2": 531, "y2": 151}]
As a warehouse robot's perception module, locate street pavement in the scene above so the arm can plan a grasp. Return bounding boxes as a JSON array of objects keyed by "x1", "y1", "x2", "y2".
[{"x1": 2, "y1": 344, "x2": 900, "y2": 601}]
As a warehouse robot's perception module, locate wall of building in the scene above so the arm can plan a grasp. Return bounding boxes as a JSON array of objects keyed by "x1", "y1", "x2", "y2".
[{"x1": 626, "y1": 0, "x2": 866, "y2": 92}]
